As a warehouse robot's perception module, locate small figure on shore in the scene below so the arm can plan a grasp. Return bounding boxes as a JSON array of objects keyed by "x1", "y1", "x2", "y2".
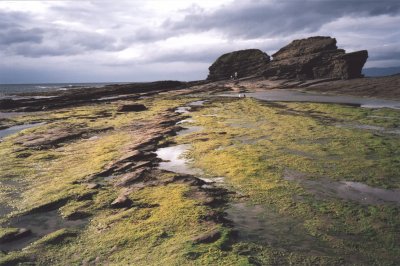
[
  {"x1": 243, "y1": 94, "x2": 246, "y2": 98},
  {"x1": 234, "y1": 72, "x2": 238, "y2": 80}
]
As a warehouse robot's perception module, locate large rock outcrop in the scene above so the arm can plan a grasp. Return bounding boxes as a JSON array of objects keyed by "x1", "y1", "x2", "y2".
[
  {"x1": 207, "y1": 36, "x2": 368, "y2": 81},
  {"x1": 207, "y1": 49, "x2": 270, "y2": 80},
  {"x1": 264, "y1": 36, "x2": 368, "y2": 80}
]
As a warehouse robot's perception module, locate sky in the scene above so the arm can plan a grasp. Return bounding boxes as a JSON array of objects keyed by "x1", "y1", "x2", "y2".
[{"x1": 1, "y1": 0, "x2": 400, "y2": 83}]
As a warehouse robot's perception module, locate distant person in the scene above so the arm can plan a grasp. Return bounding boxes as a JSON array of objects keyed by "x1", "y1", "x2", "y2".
[{"x1": 234, "y1": 72, "x2": 238, "y2": 80}]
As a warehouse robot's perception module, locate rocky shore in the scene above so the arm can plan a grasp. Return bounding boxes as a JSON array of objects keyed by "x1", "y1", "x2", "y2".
[{"x1": 1, "y1": 36, "x2": 400, "y2": 265}]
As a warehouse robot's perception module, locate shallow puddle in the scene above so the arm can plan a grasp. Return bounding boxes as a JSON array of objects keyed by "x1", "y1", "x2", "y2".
[
  {"x1": 177, "y1": 126, "x2": 203, "y2": 136},
  {"x1": 0, "y1": 178, "x2": 22, "y2": 217},
  {"x1": 220, "y1": 90, "x2": 400, "y2": 109},
  {"x1": 0, "y1": 210, "x2": 87, "y2": 251},
  {"x1": 188, "y1": 100, "x2": 206, "y2": 106},
  {"x1": 156, "y1": 144, "x2": 203, "y2": 176},
  {"x1": 0, "y1": 112, "x2": 26, "y2": 119},
  {"x1": 226, "y1": 202, "x2": 331, "y2": 255},
  {"x1": 336, "y1": 123, "x2": 400, "y2": 135},
  {"x1": 284, "y1": 169, "x2": 400, "y2": 205},
  {"x1": 234, "y1": 135, "x2": 267, "y2": 145},
  {"x1": 0, "y1": 122, "x2": 44, "y2": 139},
  {"x1": 176, "y1": 119, "x2": 195, "y2": 124},
  {"x1": 175, "y1": 106, "x2": 191, "y2": 113}
]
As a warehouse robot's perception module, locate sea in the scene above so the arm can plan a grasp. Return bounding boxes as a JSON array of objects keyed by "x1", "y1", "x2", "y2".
[{"x1": 0, "y1": 82, "x2": 128, "y2": 98}]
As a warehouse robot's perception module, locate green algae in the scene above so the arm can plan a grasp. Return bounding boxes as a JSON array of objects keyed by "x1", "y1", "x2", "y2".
[
  {"x1": 0, "y1": 95, "x2": 249, "y2": 265},
  {"x1": 1, "y1": 93, "x2": 400, "y2": 265},
  {"x1": 178, "y1": 98, "x2": 400, "y2": 264}
]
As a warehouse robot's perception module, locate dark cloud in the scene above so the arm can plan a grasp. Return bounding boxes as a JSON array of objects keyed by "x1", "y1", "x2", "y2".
[
  {"x1": 7, "y1": 30, "x2": 125, "y2": 57},
  {"x1": 0, "y1": 28, "x2": 43, "y2": 45},
  {"x1": 0, "y1": 11, "x2": 43, "y2": 45},
  {"x1": 164, "y1": 0, "x2": 400, "y2": 38},
  {"x1": 145, "y1": 49, "x2": 226, "y2": 63},
  {"x1": 369, "y1": 46, "x2": 400, "y2": 61},
  {"x1": 0, "y1": 10, "x2": 29, "y2": 28}
]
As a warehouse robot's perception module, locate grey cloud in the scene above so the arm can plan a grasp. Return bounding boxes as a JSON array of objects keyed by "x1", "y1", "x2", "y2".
[
  {"x1": 0, "y1": 8, "x2": 126, "y2": 57},
  {"x1": 368, "y1": 46, "x2": 400, "y2": 61},
  {"x1": 0, "y1": 11, "x2": 43, "y2": 45},
  {"x1": 0, "y1": 28, "x2": 43, "y2": 45},
  {"x1": 145, "y1": 49, "x2": 225, "y2": 63},
  {"x1": 163, "y1": 0, "x2": 400, "y2": 38},
  {"x1": 8, "y1": 29, "x2": 125, "y2": 57},
  {"x1": 0, "y1": 10, "x2": 29, "y2": 28}
]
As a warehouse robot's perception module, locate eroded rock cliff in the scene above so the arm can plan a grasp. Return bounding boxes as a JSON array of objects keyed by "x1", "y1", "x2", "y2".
[
  {"x1": 207, "y1": 36, "x2": 368, "y2": 81},
  {"x1": 207, "y1": 49, "x2": 270, "y2": 80}
]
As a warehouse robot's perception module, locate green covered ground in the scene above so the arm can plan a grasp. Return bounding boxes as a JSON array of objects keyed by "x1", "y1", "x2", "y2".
[{"x1": 1, "y1": 92, "x2": 400, "y2": 265}]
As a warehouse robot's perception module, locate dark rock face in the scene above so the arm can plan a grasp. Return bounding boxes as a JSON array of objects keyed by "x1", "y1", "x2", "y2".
[
  {"x1": 192, "y1": 229, "x2": 221, "y2": 244},
  {"x1": 117, "y1": 104, "x2": 147, "y2": 112},
  {"x1": 0, "y1": 228, "x2": 31, "y2": 243},
  {"x1": 265, "y1": 37, "x2": 368, "y2": 80},
  {"x1": 264, "y1": 37, "x2": 368, "y2": 79},
  {"x1": 207, "y1": 49, "x2": 270, "y2": 81},
  {"x1": 272, "y1": 36, "x2": 338, "y2": 60},
  {"x1": 110, "y1": 195, "x2": 132, "y2": 208},
  {"x1": 207, "y1": 36, "x2": 368, "y2": 81},
  {"x1": 0, "y1": 80, "x2": 184, "y2": 112}
]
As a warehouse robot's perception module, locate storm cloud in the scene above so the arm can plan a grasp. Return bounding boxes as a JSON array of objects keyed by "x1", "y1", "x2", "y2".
[
  {"x1": 0, "y1": 0, "x2": 399, "y2": 83},
  {"x1": 164, "y1": 0, "x2": 400, "y2": 38}
]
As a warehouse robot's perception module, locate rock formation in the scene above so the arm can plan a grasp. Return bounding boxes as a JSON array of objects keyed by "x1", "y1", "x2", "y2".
[
  {"x1": 117, "y1": 103, "x2": 147, "y2": 112},
  {"x1": 265, "y1": 36, "x2": 368, "y2": 80},
  {"x1": 207, "y1": 49, "x2": 270, "y2": 80},
  {"x1": 207, "y1": 36, "x2": 368, "y2": 81}
]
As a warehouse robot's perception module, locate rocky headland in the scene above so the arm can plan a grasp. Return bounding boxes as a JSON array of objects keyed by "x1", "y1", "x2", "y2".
[{"x1": 208, "y1": 36, "x2": 368, "y2": 81}]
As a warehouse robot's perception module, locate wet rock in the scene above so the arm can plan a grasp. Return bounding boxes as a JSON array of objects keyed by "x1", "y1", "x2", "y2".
[
  {"x1": 0, "y1": 228, "x2": 31, "y2": 243},
  {"x1": 75, "y1": 191, "x2": 97, "y2": 201},
  {"x1": 207, "y1": 49, "x2": 271, "y2": 81},
  {"x1": 0, "y1": 99, "x2": 17, "y2": 109},
  {"x1": 14, "y1": 125, "x2": 113, "y2": 150},
  {"x1": 0, "y1": 81, "x2": 184, "y2": 112},
  {"x1": 64, "y1": 211, "x2": 91, "y2": 220},
  {"x1": 192, "y1": 229, "x2": 221, "y2": 244},
  {"x1": 0, "y1": 254, "x2": 32, "y2": 265},
  {"x1": 26, "y1": 197, "x2": 70, "y2": 214},
  {"x1": 185, "y1": 251, "x2": 201, "y2": 260},
  {"x1": 114, "y1": 168, "x2": 147, "y2": 187},
  {"x1": 185, "y1": 190, "x2": 216, "y2": 206},
  {"x1": 110, "y1": 195, "x2": 132, "y2": 209},
  {"x1": 200, "y1": 210, "x2": 230, "y2": 225},
  {"x1": 169, "y1": 175, "x2": 206, "y2": 186},
  {"x1": 33, "y1": 228, "x2": 78, "y2": 246},
  {"x1": 15, "y1": 152, "x2": 32, "y2": 158},
  {"x1": 86, "y1": 183, "x2": 101, "y2": 189},
  {"x1": 117, "y1": 104, "x2": 147, "y2": 112}
]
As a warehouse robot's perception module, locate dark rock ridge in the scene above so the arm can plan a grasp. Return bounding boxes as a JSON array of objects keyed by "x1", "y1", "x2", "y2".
[
  {"x1": 207, "y1": 36, "x2": 368, "y2": 81},
  {"x1": 117, "y1": 103, "x2": 147, "y2": 112},
  {"x1": 207, "y1": 49, "x2": 270, "y2": 80},
  {"x1": 0, "y1": 80, "x2": 185, "y2": 112}
]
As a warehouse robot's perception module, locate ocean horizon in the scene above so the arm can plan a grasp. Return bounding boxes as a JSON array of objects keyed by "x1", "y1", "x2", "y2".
[{"x1": 0, "y1": 82, "x2": 130, "y2": 96}]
